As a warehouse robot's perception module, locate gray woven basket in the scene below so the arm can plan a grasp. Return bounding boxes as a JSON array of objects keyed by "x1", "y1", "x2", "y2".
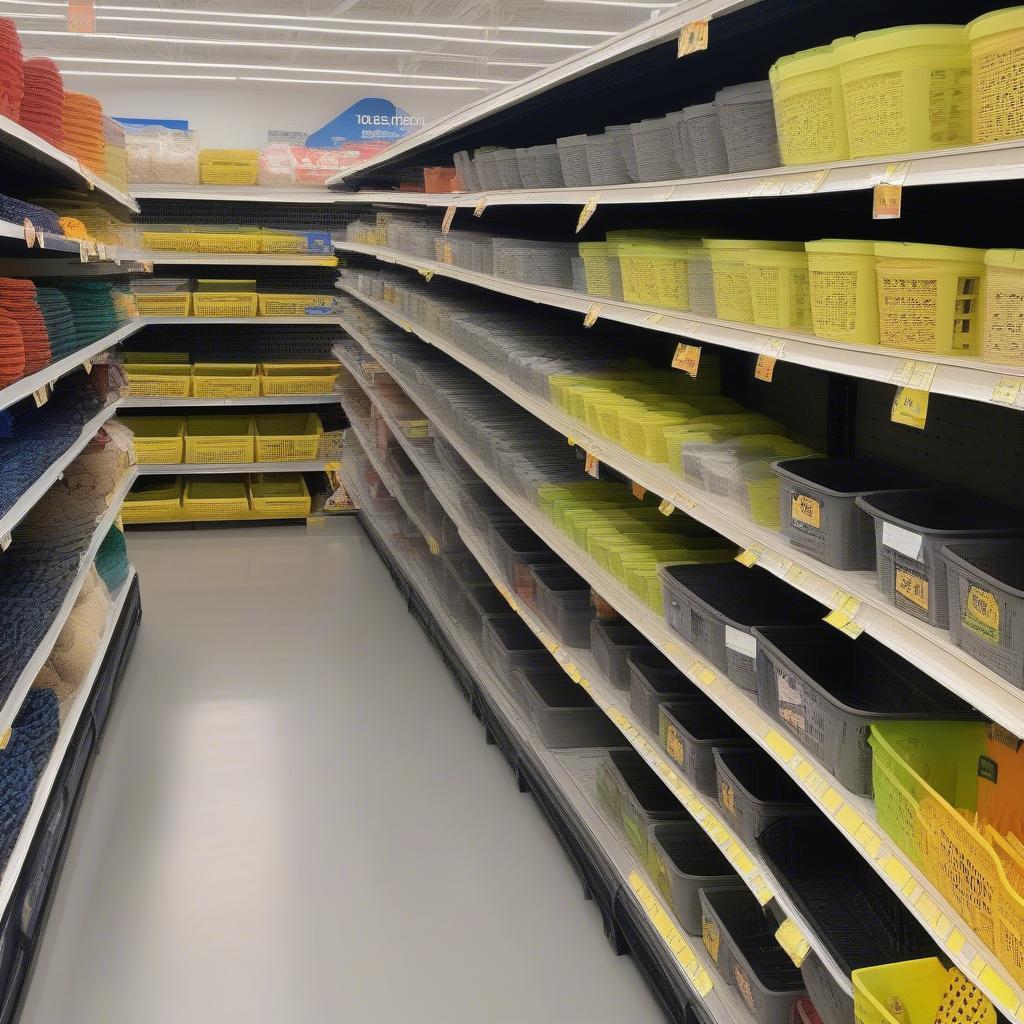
[
  {"x1": 716, "y1": 81, "x2": 781, "y2": 173},
  {"x1": 683, "y1": 102, "x2": 729, "y2": 176}
]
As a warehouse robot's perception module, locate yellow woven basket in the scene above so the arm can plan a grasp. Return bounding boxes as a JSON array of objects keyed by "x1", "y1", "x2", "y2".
[
  {"x1": 254, "y1": 413, "x2": 324, "y2": 462},
  {"x1": 192, "y1": 363, "x2": 260, "y2": 399},
  {"x1": 121, "y1": 477, "x2": 184, "y2": 524},
  {"x1": 119, "y1": 415, "x2": 185, "y2": 464},
  {"x1": 183, "y1": 476, "x2": 252, "y2": 519},
  {"x1": 124, "y1": 363, "x2": 191, "y2": 398},
  {"x1": 184, "y1": 415, "x2": 255, "y2": 464}
]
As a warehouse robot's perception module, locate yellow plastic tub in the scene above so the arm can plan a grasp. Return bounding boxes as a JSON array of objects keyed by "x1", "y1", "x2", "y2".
[
  {"x1": 853, "y1": 958, "x2": 996, "y2": 1024},
  {"x1": 140, "y1": 229, "x2": 199, "y2": 252},
  {"x1": 184, "y1": 415, "x2": 255, "y2": 464},
  {"x1": 257, "y1": 293, "x2": 334, "y2": 316},
  {"x1": 969, "y1": 8, "x2": 1024, "y2": 144},
  {"x1": 704, "y1": 239, "x2": 803, "y2": 324},
  {"x1": 806, "y1": 238, "x2": 880, "y2": 345},
  {"x1": 121, "y1": 477, "x2": 184, "y2": 524},
  {"x1": 248, "y1": 473, "x2": 312, "y2": 518},
  {"x1": 133, "y1": 291, "x2": 192, "y2": 317},
  {"x1": 191, "y1": 231, "x2": 262, "y2": 255},
  {"x1": 199, "y1": 149, "x2": 259, "y2": 186},
  {"x1": 254, "y1": 413, "x2": 324, "y2": 462},
  {"x1": 192, "y1": 363, "x2": 260, "y2": 399},
  {"x1": 983, "y1": 249, "x2": 1024, "y2": 365},
  {"x1": 118, "y1": 415, "x2": 185, "y2": 464},
  {"x1": 124, "y1": 363, "x2": 191, "y2": 398},
  {"x1": 769, "y1": 43, "x2": 850, "y2": 165},
  {"x1": 875, "y1": 242, "x2": 985, "y2": 355},
  {"x1": 260, "y1": 361, "x2": 341, "y2": 395},
  {"x1": 745, "y1": 249, "x2": 812, "y2": 331},
  {"x1": 192, "y1": 291, "x2": 258, "y2": 317},
  {"x1": 617, "y1": 243, "x2": 689, "y2": 310},
  {"x1": 835, "y1": 26, "x2": 972, "y2": 158},
  {"x1": 183, "y1": 476, "x2": 251, "y2": 519},
  {"x1": 578, "y1": 242, "x2": 623, "y2": 301}
]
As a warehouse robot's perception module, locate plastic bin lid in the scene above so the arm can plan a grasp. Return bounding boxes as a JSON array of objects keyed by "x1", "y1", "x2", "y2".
[
  {"x1": 968, "y1": 6, "x2": 1024, "y2": 42},
  {"x1": 715, "y1": 80, "x2": 772, "y2": 103},
  {"x1": 769, "y1": 44, "x2": 838, "y2": 80},
  {"x1": 855, "y1": 487, "x2": 1024, "y2": 534},
  {"x1": 874, "y1": 241, "x2": 986, "y2": 263},
  {"x1": 835, "y1": 25, "x2": 968, "y2": 63},
  {"x1": 805, "y1": 238, "x2": 876, "y2": 256},
  {"x1": 985, "y1": 248, "x2": 1024, "y2": 269}
]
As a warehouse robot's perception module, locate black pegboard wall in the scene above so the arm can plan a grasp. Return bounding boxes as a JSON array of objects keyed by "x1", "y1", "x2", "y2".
[{"x1": 124, "y1": 324, "x2": 340, "y2": 362}]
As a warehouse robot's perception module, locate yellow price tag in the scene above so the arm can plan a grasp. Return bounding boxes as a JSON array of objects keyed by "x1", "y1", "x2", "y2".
[
  {"x1": 823, "y1": 608, "x2": 864, "y2": 638},
  {"x1": 473, "y1": 197, "x2": 487, "y2": 217},
  {"x1": 441, "y1": 204, "x2": 456, "y2": 234},
  {"x1": 775, "y1": 919, "x2": 810, "y2": 967},
  {"x1": 22, "y1": 218, "x2": 35, "y2": 248},
  {"x1": 659, "y1": 498, "x2": 675, "y2": 517},
  {"x1": 873, "y1": 183, "x2": 903, "y2": 220},
  {"x1": 754, "y1": 339, "x2": 785, "y2": 382},
  {"x1": 583, "y1": 303, "x2": 601, "y2": 328},
  {"x1": 645, "y1": 312, "x2": 665, "y2": 325},
  {"x1": 585, "y1": 451, "x2": 600, "y2": 478},
  {"x1": 672, "y1": 343, "x2": 701, "y2": 377},
  {"x1": 631, "y1": 481, "x2": 646, "y2": 501},
  {"x1": 891, "y1": 387, "x2": 929, "y2": 429},
  {"x1": 426, "y1": 535, "x2": 440, "y2": 556},
  {"x1": 991, "y1": 377, "x2": 1024, "y2": 408},
  {"x1": 576, "y1": 193, "x2": 601, "y2": 234},
  {"x1": 32, "y1": 386, "x2": 48, "y2": 407},
  {"x1": 418, "y1": 268, "x2": 434, "y2": 282},
  {"x1": 0, "y1": 728, "x2": 10, "y2": 751},
  {"x1": 0, "y1": 533, "x2": 10, "y2": 552},
  {"x1": 735, "y1": 548, "x2": 761, "y2": 568},
  {"x1": 677, "y1": 18, "x2": 709, "y2": 57}
]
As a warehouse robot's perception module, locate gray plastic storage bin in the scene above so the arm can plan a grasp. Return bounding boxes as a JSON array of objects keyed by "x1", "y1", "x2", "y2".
[
  {"x1": 772, "y1": 458, "x2": 924, "y2": 571},
  {"x1": 480, "y1": 613, "x2": 553, "y2": 699},
  {"x1": 658, "y1": 563, "x2": 823, "y2": 694},
  {"x1": 647, "y1": 821, "x2": 743, "y2": 934},
  {"x1": 473, "y1": 150, "x2": 504, "y2": 191},
  {"x1": 596, "y1": 748, "x2": 688, "y2": 863},
  {"x1": 855, "y1": 488, "x2": 1024, "y2": 628},
  {"x1": 442, "y1": 550, "x2": 489, "y2": 609},
  {"x1": 712, "y1": 747, "x2": 816, "y2": 849},
  {"x1": 571, "y1": 256, "x2": 588, "y2": 295},
  {"x1": 556, "y1": 134, "x2": 592, "y2": 187},
  {"x1": 532, "y1": 563, "x2": 594, "y2": 647},
  {"x1": 529, "y1": 144, "x2": 565, "y2": 188},
  {"x1": 488, "y1": 523, "x2": 558, "y2": 593},
  {"x1": 800, "y1": 953, "x2": 851, "y2": 1024},
  {"x1": 658, "y1": 702, "x2": 748, "y2": 796},
  {"x1": 753, "y1": 623, "x2": 980, "y2": 795},
  {"x1": 613, "y1": 126, "x2": 639, "y2": 182},
  {"x1": 942, "y1": 540, "x2": 1024, "y2": 690},
  {"x1": 457, "y1": 583, "x2": 509, "y2": 642},
  {"x1": 699, "y1": 888, "x2": 806, "y2": 1024},
  {"x1": 587, "y1": 128, "x2": 633, "y2": 186},
  {"x1": 668, "y1": 110, "x2": 698, "y2": 178},
  {"x1": 516, "y1": 667, "x2": 621, "y2": 748},
  {"x1": 631, "y1": 117, "x2": 682, "y2": 182},
  {"x1": 453, "y1": 150, "x2": 479, "y2": 191},
  {"x1": 590, "y1": 618, "x2": 651, "y2": 689},
  {"x1": 684, "y1": 102, "x2": 729, "y2": 177},
  {"x1": 687, "y1": 246, "x2": 718, "y2": 316},
  {"x1": 716, "y1": 81, "x2": 780, "y2": 173},
  {"x1": 493, "y1": 147, "x2": 523, "y2": 189},
  {"x1": 628, "y1": 649, "x2": 703, "y2": 733}
]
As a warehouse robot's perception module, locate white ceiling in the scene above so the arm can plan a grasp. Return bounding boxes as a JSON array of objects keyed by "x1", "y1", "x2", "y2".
[{"x1": 4, "y1": 0, "x2": 671, "y2": 96}]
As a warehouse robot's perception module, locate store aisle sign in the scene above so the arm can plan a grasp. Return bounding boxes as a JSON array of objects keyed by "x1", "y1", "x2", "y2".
[{"x1": 306, "y1": 98, "x2": 425, "y2": 149}]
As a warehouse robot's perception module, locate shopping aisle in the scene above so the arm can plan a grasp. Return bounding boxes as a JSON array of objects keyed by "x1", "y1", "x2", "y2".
[{"x1": 19, "y1": 519, "x2": 664, "y2": 1024}]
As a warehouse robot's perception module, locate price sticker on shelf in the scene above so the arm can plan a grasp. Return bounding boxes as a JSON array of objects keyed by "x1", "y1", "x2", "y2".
[
  {"x1": 583, "y1": 303, "x2": 601, "y2": 327},
  {"x1": 584, "y1": 451, "x2": 600, "y2": 478},
  {"x1": 473, "y1": 197, "x2": 487, "y2": 217},
  {"x1": 677, "y1": 18, "x2": 709, "y2": 57},
  {"x1": 0, "y1": 729, "x2": 10, "y2": 752},
  {"x1": 441, "y1": 204, "x2": 457, "y2": 235},
  {"x1": 78, "y1": 240, "x2": 89, "y2": 263},
  {"x1": 891, "y1": 386, "x2": 929, "y2": 430},
  {"x1": 22, "y1": 218, "x2": 35, "y2": 248},
  {"x1": 0, "y1": 532, "x2": 10, "y2": 552},
  {"x1": 991, "y1": 377, "x2": 1024, "y2": 408},
  {"x1": 97, "y1": 241, "x2": 107, "y2": 260},
  {"x1": 735, "y1": 547, "x2": 762, "y2": 568},
  {"x1": 754, "y1": 339, "x2": 785, "y2": 382},
  {"x1": 889, "y1": 358, "x2": 936, "y2": 392},
  {"x1": 659, "y1": 497, "x2": 675, "y2": 517},
  {"x1": 417, "y1": 268, "x2": 434, "y2": 282},
  {"x1": 141, "y1": 260, "x2": 154, "y2": 273},
  {"x1": 576, "y1": 193, "x2": 601, "y2": 233},
  {"x1": 645, "y1": 312, "x2": 666, "y2": 326},
  {"x1": 83, "y1": 360, "x2": 93, "y2": 374},
  {"x1": 873, "y1": 183, "x2": 903, "y2": 220},
  {"x1": 671, "y1": 343, "x2": 701, "y2": 377},
  {"x1": 32, "y1": 386, "x2": 48, "y2": 408},
  {"x1": 775, "y1": 919, "x2": 810, "y2": 967},
  {"x1": 824, "y1": 608, "x2": 864, "y2": 638},
  {"x1": 631, "y1": 481, "x2": 647, "y2": 501},
  {"x1": 426, "y1": 535, "x2": 440, "y2": 556}
]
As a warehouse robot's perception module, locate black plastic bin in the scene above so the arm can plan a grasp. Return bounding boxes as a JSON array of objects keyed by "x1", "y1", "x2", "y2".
[
  {"x1": 532, "y1": 563, "x2": 594, "y2": 648},
  {"x1": 756, "y1": 816, "x2": 937, "y2": 1024},
  {"x1": 456, "y1": 582, "x2": 509, "y2": 643},
  {"x1": 480, "y1": 614, "x2": 553, "y2": 701},
  {"x1": 659, "y1": 563, "x2": 824, "y2": 694},
  {"x1": 753, "y1": 623, "x2": 981, "y2": 795},
  {"x1": 591, "y1": 618, "x2": 653, "y2": 690},
  {"x1": 658, "y1": 702, "x2": 749, "y2": 796},
  {"x1": 628, "y1": 650, "x2": 703, "y2": 733},
  {"x1": 488, "y1": 523, "x2": 559, "y2": 596},
  {"x1": 515, "y1": 667, "x2": 621, "y2": 748},
  {"x1": 441, "y1": 550, "x2": 490, "y2": 611}
]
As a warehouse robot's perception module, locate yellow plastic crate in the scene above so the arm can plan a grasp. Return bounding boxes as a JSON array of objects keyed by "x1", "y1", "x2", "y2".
[
  {"x1": 260, "y1": 361, "x2": 340, "y2": 395},
  {"x1": 134, "y1": 292, "x2": 192, "y2": 316},
  {"x1": 248, "y1": 473, "x2": 312, "y2": 518},
  {"x1": 807, "y1": 238, "x2": 880, "y2": 345},
  {"x1": 121, "y1": 477, "x2": 184, "y2": 524},
  {"x1": 705, "y1": 239, "x2": 803, "y2": 325},
  {"x1": 124, "y1": 363, "x2": 191, "y2": 398},
  {"x1": 254, "y1": 413, "x2": 323, "y2": 462},
  {"x1": 257, "y1": 293, "x2": 335, "y2": 317},
  {"x1": 746, "y1": 249, "x2": 812, "y2": 331},
  {"x1": 853, "y1": 958, "x2": 996, "y2": 1024},
  {"x1": 192, "y1": 363, "x2": 260, "y2": 399},
  {"x1": 124, "y1": 351, "x2": 189, "y2": 364},
  {"x1": 119, "y1": 415, "x2": 185, "y2": 464},
  {"x1": 183, "y1": 476, "x2": 251, "y2": 519},
  {"x1": 199, "y1": 150, "x2": 259, "y2": 186},
  {"x1": 192, "y1": 232, "x2": 263, "y2": 255},
  {"x1": 140, "y1": 230, "x2": 200, "y2": 252},
  {"x1": 618, "y1": 244, "x2": 689, "y2": 310},
  {"x1": 192, "y1": 292, "x2": 258, "y2": 318},
  {"x1": 184, "y1": 415, "x2": 255, "y2": 464},
  {"x1": 770, "y1": 45, "x2": 849, "y2": 165},
  {"x1": 260, "y1": 229, "x2": 316, "y2": 254},
  {"x1": 970, "y1": 9, "x2": 1024, "y2": 145},
  {"x1": 984, "y1": 250, "x2": 1024, "y2": 365}
]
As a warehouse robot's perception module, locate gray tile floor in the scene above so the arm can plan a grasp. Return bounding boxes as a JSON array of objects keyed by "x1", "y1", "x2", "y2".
[{"x1": 21, "y1": 519, "x2": 665, "y2": 1024}]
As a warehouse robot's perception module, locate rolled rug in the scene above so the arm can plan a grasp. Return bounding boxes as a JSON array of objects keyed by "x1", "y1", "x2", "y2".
[
  {"x1": 95, "y1": 524, "x2": 129, "y2": 591},
  {"x1": 19, "y1": 58, "x2": 64, "y2": 148},
  {"x1": 0, "y1": 18, "x2": 24, "y2": 121},
  {"x1": 0, "y1": 314, "x2": 25, "y2": 386},
  {"x1": 0, "y1": 279, "x2": 50, "y2": 374},
  {"x1": 10, "y1": 688, "x2": 60, "y2": 777},
  {"x1": 0, "y1": 194, "x2": 63, "y2": 236},
  {"x1": 0, "y1": 741, "x2": 35, "y2": 871},
  {"x1": 33, "y1": 287, "x2": 79, "y2": 361}
]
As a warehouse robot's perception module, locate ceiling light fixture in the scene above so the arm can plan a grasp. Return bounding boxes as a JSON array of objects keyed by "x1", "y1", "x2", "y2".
[
  {"x1": 0, "y1": 0, "x2": 615, "y2": 37},
  {"x1": 238, "y1": 76, "x2": 483, "y2": 90},
  {"x1": 543, "y1": 0, "x2": 666, "y2": 7},
  {"x1": 58, "y1": 69, "x2": 485, "y2": 90},
  {"x1": 42, "y1": 53, "x2": 515, "y2": 85}
]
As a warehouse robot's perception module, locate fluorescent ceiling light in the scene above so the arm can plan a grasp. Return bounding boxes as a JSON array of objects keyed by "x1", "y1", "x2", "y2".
[
  {"x1": 4, "y1": 8, "x2": 590, "y2": 48},
  {"x1": 44, "y1": 54, "x2": 515, "y2": 85},
  {"x1": 0, "y1": 0, "x2": 615, "y2": 37},
  {"x1": 59, "y1": 70, "x2": 484, "y2": 90},
  {"x1": 545, "y1": 0, "x2": 667, "y2": 6}
]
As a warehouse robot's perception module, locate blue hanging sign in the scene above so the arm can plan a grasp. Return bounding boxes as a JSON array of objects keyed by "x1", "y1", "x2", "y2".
[{"x1": 304, "y1": 97, "x2": 424, "y2": 149}]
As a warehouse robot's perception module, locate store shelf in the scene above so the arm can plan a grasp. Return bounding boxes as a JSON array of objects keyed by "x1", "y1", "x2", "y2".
[
  {"x1": 135, "y1": 460, "x2": 332, "y2": 475},
  {"x1": 336, "y1": 324, "x2": 1024, "y2": 1020},
  {"x1": 122, "y1": 251, "x2": 337, "y2": 267},
  {"x1": 0, "y1": 219, "x2": 143, "y2": 270},
  {"x1": 326, "y1": 0, "x2": 749, "y2": 186},
  {"x1": 121, "y1": 392, "x2": 341, "y2": 409},
  {"x1": 345, "y1": 463, "x2": 754, "y2": 1024},
  {"x1": 0, "y1": 469, "x2": 136, "y2": 749},
  {"x1": 337, "y1": 286, "x2": 1024, "y2": 740},
  {"x1": 0, "y1": 113, "x2": 139, "y2": 215},
  {"x1": 129, "y1": 185, "x2": 338, "y2": 203},
  {"x1": 0, "y1": 400, "x2": 124, "y2": 543},
  {"x1": 0, "y1": 567, "x2": 136, "y2": 921},
  {"x1": 137, "y1": 315, "x2": 342, "y2": 327},
  {"x1": 0, "y1": 320, "x2": 143, "y2": 412},
  {"x1": 334, "y1": 244, "x2": 1024, "y2": 405}
]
